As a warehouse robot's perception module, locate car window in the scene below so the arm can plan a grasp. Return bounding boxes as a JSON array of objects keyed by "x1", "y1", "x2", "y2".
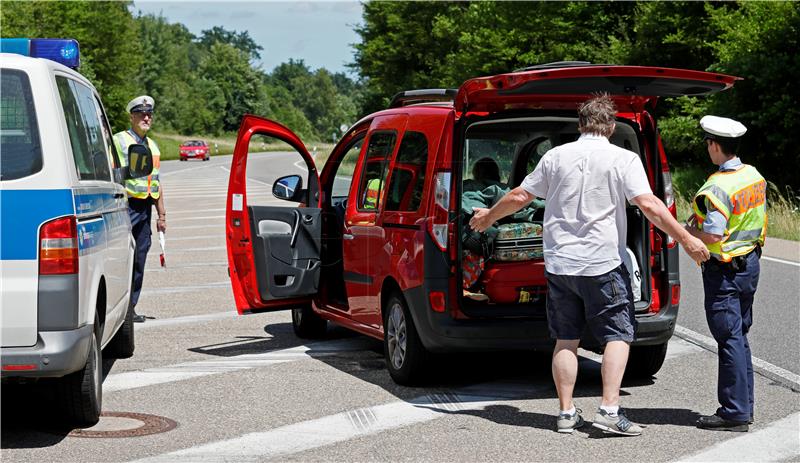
[
  {"x1": 330, "y1": 135, "x2": 364, "y2": 200},
  {"x1": 356, "y1": 131, "x2": 396, "y2": 211},
  {"x1": 56, "y1": 77, "x2": 111, "y2": 181},
  {"x1": 0, "y1": 69, "x2": 43, "y2": 181},
  {"x1": 385, "y1": 131, "x2": 428, "y2": 212}
]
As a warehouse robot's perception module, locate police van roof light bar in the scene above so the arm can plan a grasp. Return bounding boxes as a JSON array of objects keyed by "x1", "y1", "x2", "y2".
[{"x1": 0, "y1": 38, "x2": 80, "y2": 69}]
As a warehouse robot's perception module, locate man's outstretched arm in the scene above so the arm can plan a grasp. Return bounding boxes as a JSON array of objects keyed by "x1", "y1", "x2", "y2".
[{"x1": 469, "y1": 187, "x2": 535, "y2": 233}]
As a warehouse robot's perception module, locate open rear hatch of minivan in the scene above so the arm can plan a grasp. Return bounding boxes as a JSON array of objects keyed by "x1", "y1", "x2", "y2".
[{"x1": 453, "y1": 64, "x2": 738, "y2": 320}]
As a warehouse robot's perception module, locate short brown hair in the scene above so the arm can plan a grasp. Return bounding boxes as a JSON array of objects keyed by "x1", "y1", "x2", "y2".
[{"x1": 578, "y1": 93, "x2": 617, "y2": 138}]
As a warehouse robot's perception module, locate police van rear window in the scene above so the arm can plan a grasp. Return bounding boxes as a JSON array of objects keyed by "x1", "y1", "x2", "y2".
[{"x1": 0, "y1": 69, "x2": 43, "y2": 181}]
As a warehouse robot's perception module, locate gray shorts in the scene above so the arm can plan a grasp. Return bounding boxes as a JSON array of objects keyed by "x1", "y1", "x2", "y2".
[{"x1": 545, "y1": 265, "x2": 636, "y2": 344}]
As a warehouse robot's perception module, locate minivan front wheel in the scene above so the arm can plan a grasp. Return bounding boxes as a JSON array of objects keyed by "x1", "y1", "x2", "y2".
[
  {"x1": 384, "y1": 293, "x2": 428, "y2": 385},
  {"x1": 291, "y1": 304, "x2": 327, "y2": 338}
]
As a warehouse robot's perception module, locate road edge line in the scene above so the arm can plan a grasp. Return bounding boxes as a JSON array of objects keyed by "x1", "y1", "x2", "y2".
[{"x1": 674, "y1": 325, "x2": 800, "y2": 392}]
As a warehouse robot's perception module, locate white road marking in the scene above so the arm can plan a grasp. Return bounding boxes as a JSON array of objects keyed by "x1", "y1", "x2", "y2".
[
  {"x1": 675, "y1": 412, "x2": 800, "y2": 462},
  {"x1": 761, "y1": 255, "x2": 800, "y2": 267},
  {"x1": 132, "y1": 381, "x2": 542, "y2": 463},
  {"x1": 104, "y1": 338, "x2": 374, "y2": 393},
  {"x1": 166, "y1": 208, "x2": 226, "y2": 215},
  {"x1": 145, "y1": 261, "x2": 225, "y2": 273},
  {"x1": 167, "y1": 224, "x2": 224, "y2": 231},
  {"x1": 140, "y1": 281, "x2": 229, "y2": 295},
  {"x1": 134, "y1": 310, "x2": 237, "y2": 329},
  {"x1": 153, "y1": 234, "x2": 220, "y2": 241},
  {"x1": 159, "y1": 245, "x2": 226, "y2": 252},
  {"x1": 675, "y1": 325, "x2": 800, "y2": 391}
]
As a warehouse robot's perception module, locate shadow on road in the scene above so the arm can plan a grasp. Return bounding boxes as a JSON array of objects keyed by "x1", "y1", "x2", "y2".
[{"x1": 0, "y1": 357, "x2": 119, "y2": 448}]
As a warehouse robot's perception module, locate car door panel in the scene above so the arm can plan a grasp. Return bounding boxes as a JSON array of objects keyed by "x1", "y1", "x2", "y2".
[
  {"x1": 226, "y1": 115, "x2": 321, "y2": 313},
  {"x1": 249, "y1": 206, "x2": 322, "y2": 300}
]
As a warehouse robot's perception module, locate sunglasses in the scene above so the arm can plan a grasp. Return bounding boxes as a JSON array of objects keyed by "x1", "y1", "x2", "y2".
[{"x1": 134, "y1": 111, "x2": 154, "y2": 118}]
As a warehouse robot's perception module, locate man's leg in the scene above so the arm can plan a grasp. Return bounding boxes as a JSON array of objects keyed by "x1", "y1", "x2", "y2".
[
  {"x1": 552, "y1": 339, "x2": 580, "y2": 411},
  {"x1": 601, "y1": 340, "x2": 630, "y2": 407},
  {"x1": 129, "y1": 199, "x2": 153, "y2": 321}
]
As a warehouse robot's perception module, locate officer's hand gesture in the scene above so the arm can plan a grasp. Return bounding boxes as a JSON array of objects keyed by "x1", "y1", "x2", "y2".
[{"x1": 683, "y1": 235, "x2": 711, "y2": 264}]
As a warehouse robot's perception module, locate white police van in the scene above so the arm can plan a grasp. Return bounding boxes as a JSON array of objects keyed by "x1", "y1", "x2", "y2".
[{"x1": 0, "y1": 39, "x2": 152, "y2": 426}]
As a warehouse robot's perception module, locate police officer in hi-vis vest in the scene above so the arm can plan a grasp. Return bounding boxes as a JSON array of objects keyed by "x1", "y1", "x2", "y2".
[
  {"x1": 685, "y1": 115, "x2": 767, "y2": 432},
  {"x1": 115, "y1": 96, "x2": 166, "y2": 323}
]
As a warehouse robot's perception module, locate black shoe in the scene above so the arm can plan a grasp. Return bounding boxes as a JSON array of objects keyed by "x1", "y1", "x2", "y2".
[
  {"x1": 697, "y1": 413, "x2": 749, "y2": 432},
  {"x1": 133, "y1": 313, "x2": 146, "y2": 323},
  {"x1": 748, "y1": 414, "x2": 754, "y2": 425}
]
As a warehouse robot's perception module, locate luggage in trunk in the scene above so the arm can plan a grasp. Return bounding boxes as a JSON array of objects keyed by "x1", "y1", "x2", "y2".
[{"x1": 480, "y1": 260, "x2": 546, "y2": 304}]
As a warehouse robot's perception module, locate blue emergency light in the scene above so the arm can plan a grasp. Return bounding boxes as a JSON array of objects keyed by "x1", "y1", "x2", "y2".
[{"x1": 1, "y1": 38, "x2": 80, "y2": 69}]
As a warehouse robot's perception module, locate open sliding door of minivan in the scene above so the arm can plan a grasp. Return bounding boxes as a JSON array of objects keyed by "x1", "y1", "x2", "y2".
[{"x1": 226, "y1": 115, "x2": 322, "y2": 314}]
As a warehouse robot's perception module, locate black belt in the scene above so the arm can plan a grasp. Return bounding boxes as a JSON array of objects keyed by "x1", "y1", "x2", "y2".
[{"x1": 703, "y1": 245, "x2": 761, "y2": 272}]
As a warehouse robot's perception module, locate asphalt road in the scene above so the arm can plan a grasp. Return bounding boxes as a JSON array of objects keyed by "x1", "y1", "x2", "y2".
[{"x1": 2, "y1": 153, "x2": 798, "y2": 462}]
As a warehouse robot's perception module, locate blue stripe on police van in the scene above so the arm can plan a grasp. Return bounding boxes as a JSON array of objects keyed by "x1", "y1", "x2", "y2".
[
  {"x1": 0, "y1": 189, "x2": 74, "y2": 260},
  {"x1": 77, "y1": 218, "x2": 107, "y2": 256}
]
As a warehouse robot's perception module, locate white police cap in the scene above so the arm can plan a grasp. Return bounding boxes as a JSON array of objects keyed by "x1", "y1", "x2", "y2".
[
  {"x1": 700, "y1": 115, "x2": 746, "y2": 139},
  {"x1": 126, "y1": 95, "x2": 155, "y2": 113}
]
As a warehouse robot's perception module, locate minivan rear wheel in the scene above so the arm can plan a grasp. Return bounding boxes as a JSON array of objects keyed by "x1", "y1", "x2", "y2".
[
  {"x1": 625, "y1": 342, "x2": 668, "y2": 379},
  {"x1": 384, "y1": 292, "x2": 429, "y2": 385},
  {"x1": 291, "y1": 304, "x2": 327, "y2": 338},
  {"x1": 57, "y1": 322, "x2": 102, "y2": 427}
]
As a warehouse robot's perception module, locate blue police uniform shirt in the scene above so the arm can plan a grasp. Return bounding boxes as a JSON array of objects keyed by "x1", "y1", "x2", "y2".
[{"x1": 702, "y1": 157, "x2": 743, "y2": 235}]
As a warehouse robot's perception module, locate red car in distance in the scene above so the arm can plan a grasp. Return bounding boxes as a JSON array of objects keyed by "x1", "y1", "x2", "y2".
[{"x1": 179, "y1": 139, "x2": 210, "y2": 161}]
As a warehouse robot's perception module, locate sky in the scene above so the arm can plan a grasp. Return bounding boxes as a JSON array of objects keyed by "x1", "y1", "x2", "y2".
[{"x1": 131, "y1": 1, "x2": 364, "y2": 76}]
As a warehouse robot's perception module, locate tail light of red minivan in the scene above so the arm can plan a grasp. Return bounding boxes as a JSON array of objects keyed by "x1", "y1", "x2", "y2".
[
  {"x1": 39, "y1": 215, "x2": 78, "y2": 275},
  {"x1": 428, "y1": 171, "x2": 451, "y2": 251}
]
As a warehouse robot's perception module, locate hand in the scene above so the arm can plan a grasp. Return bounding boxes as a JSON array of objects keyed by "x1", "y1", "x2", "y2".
[
  {"x1": 682, "y1": 235, "x2": 710, "y2": 264},
  {"x1": 156, "y1": 216, "x2": 166, "y2": 233},
  {"x1": 469, "y1": 207, "x2": 493, "y2": 233}
]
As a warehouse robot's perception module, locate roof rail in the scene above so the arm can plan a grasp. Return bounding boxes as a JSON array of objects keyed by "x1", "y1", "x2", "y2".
[
  {"x1": 513, "y1": 61, "x2": 595, "y2": 72},
  {"x1": 388, "y1": 88, "x2": 457, "y2": 109}
]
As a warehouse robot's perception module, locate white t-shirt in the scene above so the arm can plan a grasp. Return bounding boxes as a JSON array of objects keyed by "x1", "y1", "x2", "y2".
[{"x1": 520, "y1": 133, "x2": 652, "y2": 276}]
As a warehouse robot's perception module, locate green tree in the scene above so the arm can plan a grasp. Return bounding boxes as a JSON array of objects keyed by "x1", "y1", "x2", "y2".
[
  {"x1": 198, "y1": 26, "x2": 263, "y2": 61},
  {"x1": 198, "y1": 42, "x2": 269, "y2": 132},
  {"x1": 706, "y1": 1, "x2": 800, "y2": 189},
  {"x1": 1, "y1": 1, "x2": 141, "y2": 127}
]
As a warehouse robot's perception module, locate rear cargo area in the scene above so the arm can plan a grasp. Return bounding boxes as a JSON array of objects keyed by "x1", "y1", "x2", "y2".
[{"x1": 458, "y1": 115, "x2": 651, "y2": 318}]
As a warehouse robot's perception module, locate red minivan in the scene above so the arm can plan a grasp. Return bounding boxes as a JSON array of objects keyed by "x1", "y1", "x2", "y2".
[{"x1": 225, "y1": 62, "x2": 738, "y2": 385}]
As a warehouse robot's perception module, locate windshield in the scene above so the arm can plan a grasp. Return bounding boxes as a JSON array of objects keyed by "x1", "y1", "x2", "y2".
[{"x1": 0, "y1": 69, "x2": 43, "y2": 181}]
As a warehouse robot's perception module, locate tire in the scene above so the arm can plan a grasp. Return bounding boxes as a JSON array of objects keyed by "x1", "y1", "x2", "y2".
[
  {"x1": 625, "y1": 342, "x2": 668, "y2": 379},
  {"x1": 105, "y1": 299, "x2": 135, "y2": 358},
  {"x1": 291, "y1": 304, "x2": 327, "y2": 338},
  {"x1": 383, "y1": 292, "x2": 429, "y2": 385},
  {"x1": 57, "y1": 324, "x2": 102, "y2": 427}
]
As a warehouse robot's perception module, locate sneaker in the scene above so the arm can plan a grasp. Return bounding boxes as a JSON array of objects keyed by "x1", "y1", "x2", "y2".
[
  {"x1": 557, "y1": 408, "x2": 585, "y2": 433},
  {"x1": 592, "y1": 408, "x2": 643, "y2": 436},
  {"x1": 696, "y1": 413, "x2": 749, "y2": 432}
]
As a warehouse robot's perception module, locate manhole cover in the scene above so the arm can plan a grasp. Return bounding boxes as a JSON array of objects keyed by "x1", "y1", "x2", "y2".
[{"x1": 68, "y1": 411, "x2": 177, "y2": 438}]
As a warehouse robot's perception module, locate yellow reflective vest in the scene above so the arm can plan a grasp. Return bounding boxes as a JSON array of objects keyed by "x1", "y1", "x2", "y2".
[
  {"x1": 692, "y1": 164, "x2": 767, "y2": 262},
  {"x1": 114, "y1": 130, "x2": 161, "y2": 200},
  {"x1": 364, "y1": 178, "x2": 381, "y2": 209}
]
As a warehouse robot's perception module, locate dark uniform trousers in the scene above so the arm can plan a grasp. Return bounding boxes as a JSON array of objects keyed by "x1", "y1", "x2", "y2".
[
  {"x1": 128, "y1": 197, "x2": 154, "y2": 309},
  {"x1": 701, "y1": 248, "x2": 760, "y2": 422}
]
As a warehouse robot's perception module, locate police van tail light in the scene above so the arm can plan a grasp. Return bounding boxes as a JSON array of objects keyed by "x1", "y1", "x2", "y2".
[
  {"x1": 428, "y1": 171, "x2": 451, "y2": 251},
  {"x1": 39, "y1": 216, "x2": 78, "y2": 275}
]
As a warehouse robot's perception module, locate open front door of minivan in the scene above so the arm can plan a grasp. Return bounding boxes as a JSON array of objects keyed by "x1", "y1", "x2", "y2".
[{"x1": 226, "y1": 115, "x2": 322, "y2": 314}]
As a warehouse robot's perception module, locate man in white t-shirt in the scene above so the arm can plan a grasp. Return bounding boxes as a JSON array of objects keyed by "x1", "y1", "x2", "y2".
[{"x1": 470, "y1": 94, "x2": 709, "y2": 436}]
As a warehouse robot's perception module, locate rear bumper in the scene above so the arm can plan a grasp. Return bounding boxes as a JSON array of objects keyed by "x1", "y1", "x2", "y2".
[
  {"x1": 1, "y1": 325, "x2": 92, "y2": 378},
  {"x1": 404, "y1": 285, "x2": 678, "y2": 353}
]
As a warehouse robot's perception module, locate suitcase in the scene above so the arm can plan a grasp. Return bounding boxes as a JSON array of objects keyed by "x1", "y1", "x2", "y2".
[
  {"x1": 480, "y1": 260, "x2": 547, "y2": 304},
  {"x1": 492, "y1": 222, "x2": 543, "y2": 262}
]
